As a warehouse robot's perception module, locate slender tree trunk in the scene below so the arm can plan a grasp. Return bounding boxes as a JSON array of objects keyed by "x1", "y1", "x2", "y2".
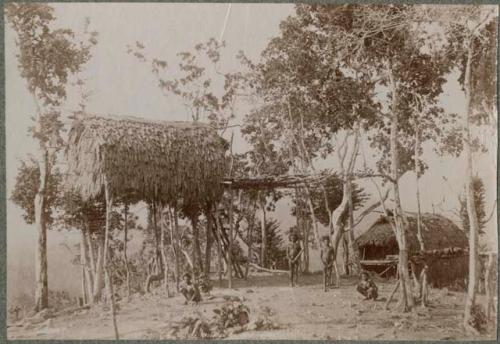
[
  {"x1": 346, "y1": 179, "x2": 361, "y2": 275},
  {"x1": 463, "y1": 41, "x2": 481, "y2": 331},
  {"x1": 342, "y1": 236, "x2": 350, "y2": 275},
  {"x1": 191, "y1": 216, "x2": 203, "y2": 273},
  {"x1": 259, "y1": 196, "x2": 267, "y2": 268},
  {"x1": 123, "y1": 205, "x2": 131, "y2": 297},
  {"x1": 103, "y1": 178, "x2": 119, "y2": 339},
  {"x1": 34, "y1": 149, "x2": 49, "y2": 312},
  {"x1": 204, "y1": 205, "x2": 213, "y2": 276},
  {"x1": 389, "y1": 66, "x2": 414, "y2": 312},
  {"x1": 415, "y1": 125, "x2": 428, "y2": 305}
]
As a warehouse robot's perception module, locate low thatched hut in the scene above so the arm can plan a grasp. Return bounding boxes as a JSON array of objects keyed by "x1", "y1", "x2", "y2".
[
  {"x1": 66, "y1": 114, "x2": 228, "y2": 209},
  {"x1": 356, "y1": 213, "x2": 469, "y2": 288}
]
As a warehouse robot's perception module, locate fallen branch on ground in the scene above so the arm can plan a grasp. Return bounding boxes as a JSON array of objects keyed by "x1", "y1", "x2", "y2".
[{"x1": 249, "y1": 263, "x2": 288, "y2": 274}]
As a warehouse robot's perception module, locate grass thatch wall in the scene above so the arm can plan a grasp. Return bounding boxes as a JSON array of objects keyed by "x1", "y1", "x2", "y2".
[{"x1": 66, "y1": 114, "x2": 228, "y2": 210}]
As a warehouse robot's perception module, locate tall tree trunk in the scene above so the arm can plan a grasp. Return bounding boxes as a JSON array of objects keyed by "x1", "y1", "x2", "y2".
[
  {"x1": 346, "y1": 179, "x2": 361, "y2": 275},
  {"x1": 463, "y1": 41, "x2": 481, "y2": 331},
  {"x1": 123, "y1": 205, "x2": 131, "y2": 298},
  {"x1": 191, "y1": 216, "x2": 204, "y2": 273},
  {"x1": 259, "y1": 196, "x2": 267, "y2": 268},
  {"x1": 415, "y1": 124, "x2": 428, "y2": 305},
  {"x1": 389, "y1": 66, "x2": 414, "y2": 312},
  {"x1": 34, "y1": 148, "x2": 49, "y2": 312},
  {"x1": 92, "y1": 231, "x2": 105, "y2": 303},
  {"x1": 204, "y1": 205, "x2": 213, "y2": 276},
  {"x1": 342, "y1": 236, "x2": 350, "y2": 275}
]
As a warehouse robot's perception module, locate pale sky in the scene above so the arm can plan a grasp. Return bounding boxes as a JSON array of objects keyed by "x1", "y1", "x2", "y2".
[{"x1": 5, "y1": 3, "x2": 498, "y2": 297}]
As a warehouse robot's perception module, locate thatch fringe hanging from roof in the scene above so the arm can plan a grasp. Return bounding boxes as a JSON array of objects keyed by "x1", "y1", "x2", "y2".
[
  {"x1": 65, "y1": 114, "x2": 228, "y2": 209},
  {"x1": 356, "y1": 213, "x2": 468, "y2": 253}
]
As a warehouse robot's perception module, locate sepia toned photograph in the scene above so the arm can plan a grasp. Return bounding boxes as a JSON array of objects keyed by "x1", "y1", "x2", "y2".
[{"x1": 4, "y1": 2, "x2": 498, "y2": 341}]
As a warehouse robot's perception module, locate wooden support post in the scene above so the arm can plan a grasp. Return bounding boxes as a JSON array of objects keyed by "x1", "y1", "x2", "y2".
[
  {"x1": 213, "y1": 211, "x2": 223, "y2": 286},
  {"x1": 104, "y1": 177, "x2": 119, "y2": 340}
]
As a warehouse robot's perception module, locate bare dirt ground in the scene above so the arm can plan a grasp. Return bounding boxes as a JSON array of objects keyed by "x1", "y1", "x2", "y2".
[{"x1": 7, "y1": 272, "x2": 497, "y2": 340}]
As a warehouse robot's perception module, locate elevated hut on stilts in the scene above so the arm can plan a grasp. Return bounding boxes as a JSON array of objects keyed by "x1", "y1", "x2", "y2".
[{"x1": 65, "y1": 114, "x2": 228, "y2": 337}]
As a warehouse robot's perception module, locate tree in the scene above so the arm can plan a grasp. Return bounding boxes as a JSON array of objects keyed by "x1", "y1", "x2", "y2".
[
  {"x1": 285, "y1": 4, "x2": 452, "y2": 311},
  {"x1": 10, "y1": 159, "x2": 62, "y2": 227},
  {"x1": 5, "y1": 3, "x2": 97, "y2": 311},
  {"x1": 459, "y1": 176, "x2": 487, "y2": 235},
  {"x1": 431, "y1": 5, "x2": 497, "y2": 330}
]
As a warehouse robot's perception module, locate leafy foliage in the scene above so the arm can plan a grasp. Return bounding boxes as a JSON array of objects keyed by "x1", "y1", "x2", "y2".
[
  {"x1": 5, "y1": 3, "x2": 97, "y2": 107},
  {"x1": 293, "y1": 175, "x2": 368, "y2": 227},
  {"x1": 10, "y1": 159, "x2": 62, "y2": 226}
]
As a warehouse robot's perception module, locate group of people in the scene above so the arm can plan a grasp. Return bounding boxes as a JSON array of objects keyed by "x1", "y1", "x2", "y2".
[
  {"x1": 287, "y1": 233, "x2": 378, "y2": 300},
  {"x1": 179, "y1": 232, "x2": 378, "y2": 305}
]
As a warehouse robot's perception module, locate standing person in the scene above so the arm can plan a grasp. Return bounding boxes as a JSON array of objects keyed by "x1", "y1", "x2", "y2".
[
  {"x1": 180, "y1": 272, "x2": 202, "y2": 305},
  {"x1": 357, "y1": 271, "x2": 378, "y2": 300},
  {"x1": 320, "y1": 235, "x2": 335, "y2": 291},
  {"x1": 286, "y1": 233, "x2": 303, "y2": 287}
]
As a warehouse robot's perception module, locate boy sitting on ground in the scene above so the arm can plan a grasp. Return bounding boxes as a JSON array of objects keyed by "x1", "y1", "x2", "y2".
[
  {"x1": 180, "y1": 272, "x2": 202, "y2": 305},
  {"x1": 357, "y1": 271, "x2": 378, "y2": 301}
]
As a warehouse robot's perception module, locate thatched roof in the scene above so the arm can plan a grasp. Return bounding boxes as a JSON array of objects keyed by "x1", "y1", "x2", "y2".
[
  {"x1": 66, "y1": 114, "x2": 228, "y2": 210},
  {"x1": 356, "y1": 213, "x2": 468, "y2": 252}
]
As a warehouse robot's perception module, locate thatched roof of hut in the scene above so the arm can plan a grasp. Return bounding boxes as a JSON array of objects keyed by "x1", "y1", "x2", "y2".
[
  {"x1": 66, "y1": 114, "x2": 228, "y2": 209},
  {"x1": 356, "y1": 213, "x2": 468, "y2": 252}
]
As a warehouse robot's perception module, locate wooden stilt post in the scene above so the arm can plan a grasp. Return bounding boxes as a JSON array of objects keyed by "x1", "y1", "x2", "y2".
[
  {"x1": 228, "y1": 187, "x2": 234, "y2": 289},
  {"x1": 103, "y1": 177, "x2": 119, "y2": 340}
]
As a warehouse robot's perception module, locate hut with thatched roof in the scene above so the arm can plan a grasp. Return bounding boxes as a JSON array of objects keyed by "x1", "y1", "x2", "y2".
[
  {"x1": 65, "y1": 114, "x2": 229, "y2": 294},
  {"x1": 66, "y1": 114, "x2": 228, "y2": 209},
  {"x1": 356, "y1": 213, "x2": 469, "y2": 288}
]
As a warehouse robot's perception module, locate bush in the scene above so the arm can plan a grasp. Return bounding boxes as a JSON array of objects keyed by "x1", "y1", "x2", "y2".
[
  {"x1": 468, "y1": 304, "x2": 487, "y2": 333},
  {"x1": 213, "y1": 301, "x2": 250, "y2": 333}
]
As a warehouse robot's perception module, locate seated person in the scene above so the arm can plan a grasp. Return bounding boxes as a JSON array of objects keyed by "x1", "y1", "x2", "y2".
[
  {"x1": 357, "y1": 271, "x2": 378, "y2": 300},
  {"x1": 180, "y1": 272, "x2": 202, "y2": 305}
]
